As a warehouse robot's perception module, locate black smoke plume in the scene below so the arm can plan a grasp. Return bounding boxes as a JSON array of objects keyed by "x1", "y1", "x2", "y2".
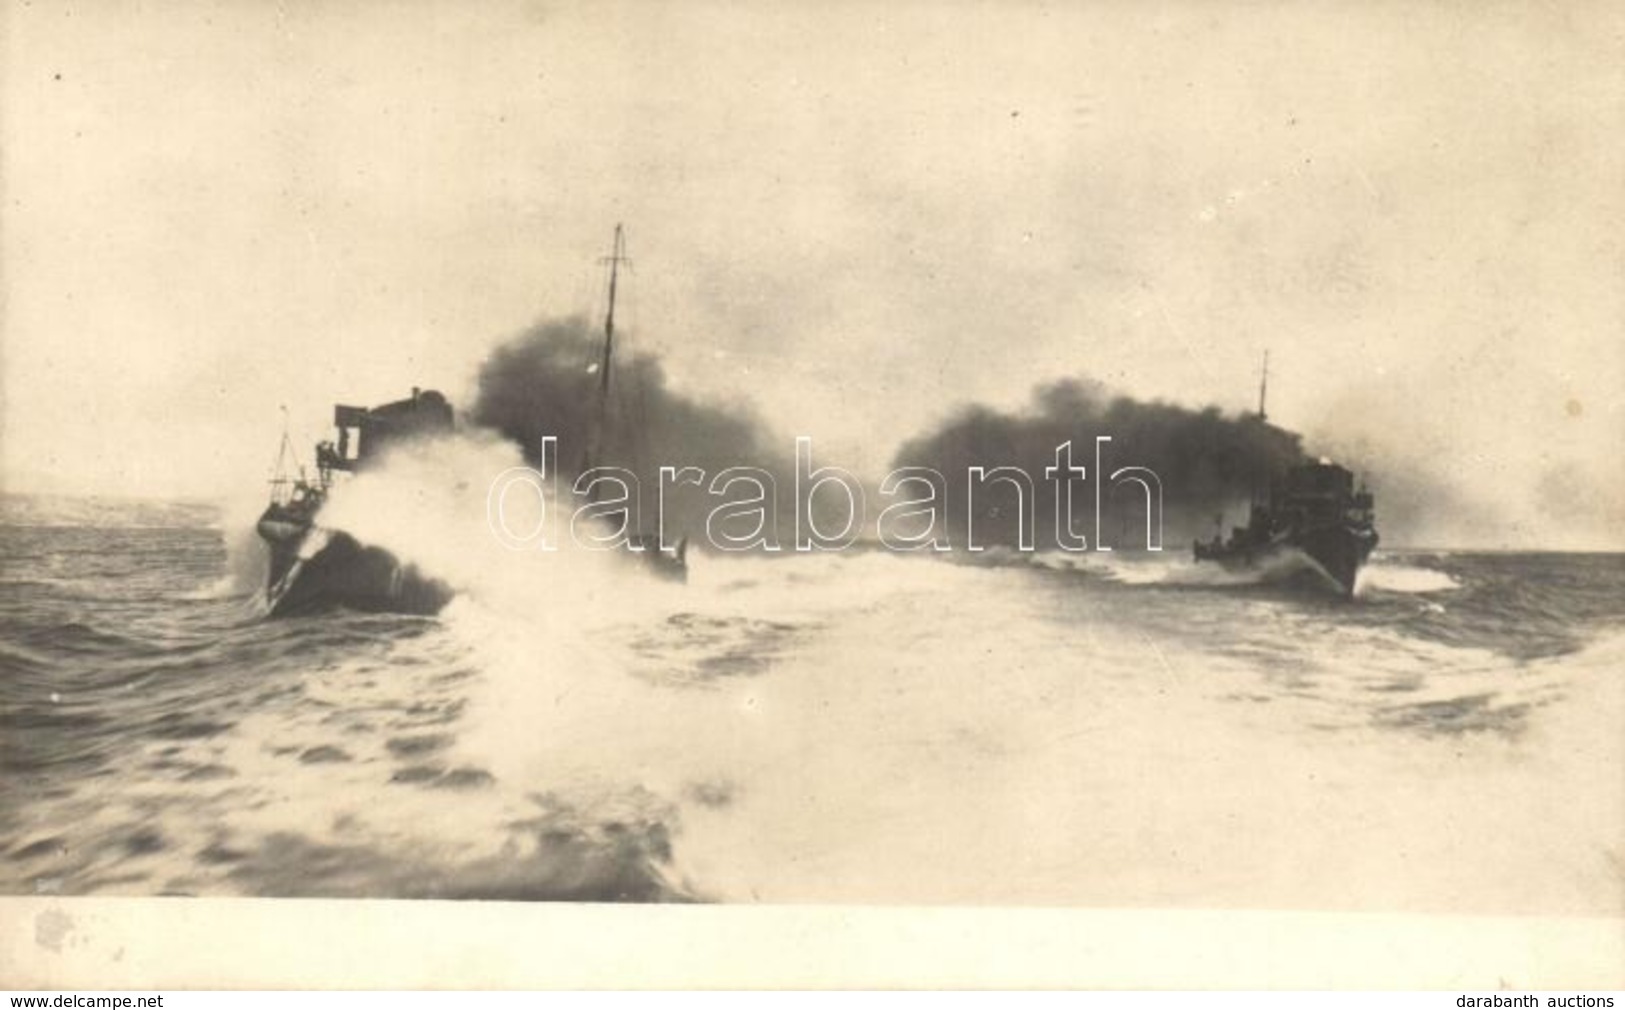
[
  {"x1": 469, "y1": 316, "x2": 801, "y2": 545},
  {"x1": 891, "y1": 378, "x2": 1311, "y2": 550}
]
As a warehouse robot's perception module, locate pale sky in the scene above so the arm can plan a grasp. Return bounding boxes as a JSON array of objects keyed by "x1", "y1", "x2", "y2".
[{"x1": 4, "y1": 1, "x2": 1621, "y2": 547}]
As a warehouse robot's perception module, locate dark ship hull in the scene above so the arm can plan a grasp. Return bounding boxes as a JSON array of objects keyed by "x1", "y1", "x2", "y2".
[
  {"x1": 255, "y1": 377, "x2": 685, "y2": 617},
  {"x1": 1193, "y1": 459, "x2": 1379, "y2": 599},
  {"x1": 1194, "y1": 521, "x2": 1378, "y2": 597},
  {"x1": 256, "y1": 504, "x2": 679, "y2": 617},
  {"x1": 258, "y1": 506, "x2": 451, "y2": 618}
]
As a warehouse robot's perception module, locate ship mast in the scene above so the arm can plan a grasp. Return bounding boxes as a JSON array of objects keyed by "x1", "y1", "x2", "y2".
[
  {"x1": 268, "y1": 406, "x2": 298, "y2": 504},
  {"x1": 1251, "y1": 350, "x2": 1270, "y2": 508},
  {"x1": 584, "y1": 224, "x2": 630, "y2": 500},
  {"x1": 1257, "y1": 349, "x2": 1269, "y2": 423},
  {"x1": 597, "y1": 224, "x2": 627, "y2": 413}
]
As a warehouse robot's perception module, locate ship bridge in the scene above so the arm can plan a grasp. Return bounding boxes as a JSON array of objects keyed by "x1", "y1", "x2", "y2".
[{"x1": 317, "y1": 387, "x2": 454, "y2": 474}]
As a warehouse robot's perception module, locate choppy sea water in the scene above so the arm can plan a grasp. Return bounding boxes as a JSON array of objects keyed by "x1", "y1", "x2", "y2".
[{"x1": 2, "y1": 490, "x2": 1621, "y2": 914}]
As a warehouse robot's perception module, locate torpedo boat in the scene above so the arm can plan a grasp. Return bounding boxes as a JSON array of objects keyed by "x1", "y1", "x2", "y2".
[
  {"x1": 256, "y1": 388, "x2": 455, "y2": 617},
  {"x1": 1191, "y1": 354, "x2": 1379, "y2": 597}
]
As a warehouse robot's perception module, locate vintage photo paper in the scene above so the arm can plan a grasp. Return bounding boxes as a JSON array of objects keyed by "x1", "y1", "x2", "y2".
[{"x1": 2, "y1": 0, "x2": 1621, "y2": 989}]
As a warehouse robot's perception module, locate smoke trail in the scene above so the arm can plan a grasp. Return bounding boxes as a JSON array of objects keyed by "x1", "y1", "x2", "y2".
[
  {"x1": 891, "y1": 378, "x2": 1312, "y2": 549},
  {"x1": 469, "y1": 316, "x2": 807, "y2": 547}
]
